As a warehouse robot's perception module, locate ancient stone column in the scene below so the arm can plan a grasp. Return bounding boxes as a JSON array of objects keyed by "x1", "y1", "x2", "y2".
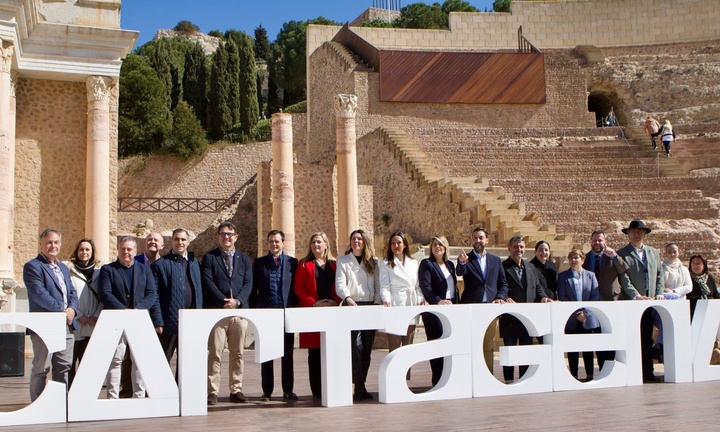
[
  {"x1": 0, "y1": 41, "x2": 14, "y2": 280},
  {"x1": 334, "y1": 94, "x2": 359, "y2": 254},
  {"x1": 271, "y1": 113, "x2": 295, "y2": 257},
  {"x1": 86, "y1": 76, "x2": 113, "y2": 264}
]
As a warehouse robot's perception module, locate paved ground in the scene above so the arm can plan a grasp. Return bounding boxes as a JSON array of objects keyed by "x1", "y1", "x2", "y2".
[{"x1": 1, "y1": 338, "x2": 718, "y2": 431}]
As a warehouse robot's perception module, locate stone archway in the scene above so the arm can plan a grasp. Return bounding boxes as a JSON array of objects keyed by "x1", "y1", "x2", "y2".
[{"x1": 588, "y1": 88, "x2": 626, "y2": 127}]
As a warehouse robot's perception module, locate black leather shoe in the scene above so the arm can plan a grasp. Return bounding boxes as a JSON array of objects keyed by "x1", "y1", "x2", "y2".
[
  {"x1": 229, "y1": 392, "x2": 247, "y2": 403},
  {"x1": 362, "y1": 390, "x2": 373, "y2": 400},
  {"x1": 283, "y1": 392, "x2": 298, "y2": 400},
  {"x1": 207, "y1": 394, "x2": 218, "y2": 405}
]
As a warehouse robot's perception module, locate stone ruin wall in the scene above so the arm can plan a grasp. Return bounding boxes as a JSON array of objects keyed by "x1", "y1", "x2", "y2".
[
  {"x1": 308, "y1": 43, "x2": 595, "y2": 168},
  {"x1": 308, "y1": 0, "x2": 720, "y2": 54},
  {"x1": 13, "y1": 79, "x2": 116, "y2": 277}
]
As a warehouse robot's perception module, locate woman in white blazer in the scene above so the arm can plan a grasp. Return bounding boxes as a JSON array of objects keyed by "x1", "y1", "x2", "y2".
[
  {"x1": 379, "y1": 231, "x2": 426, "y2": 355},
  {"x1": 335, "y1": 229, "x2": 380, "y2": 402}
]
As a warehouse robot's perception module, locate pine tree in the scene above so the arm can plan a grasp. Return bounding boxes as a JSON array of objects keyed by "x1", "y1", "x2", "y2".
[
  {"x1": 208, "y1": 43, "x2": 232, "y2": 140},
  {"x1": 238, "y1": 33, "x2": 260, "y2": 136},
  {"x1": 166, "y1": 100, "x2": 207, "y2": 159},
  {"x1": 254, "y1": 25, "x2": 271, "y2": 61},
  {"x1": 146, "y1": 38, "x2": 174, "y2": 111}
]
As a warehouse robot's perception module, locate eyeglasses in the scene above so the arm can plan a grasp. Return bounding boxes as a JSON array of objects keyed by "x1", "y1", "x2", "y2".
[{"x1": 219, "y1": 232, "x2": 237, "y2": 237}]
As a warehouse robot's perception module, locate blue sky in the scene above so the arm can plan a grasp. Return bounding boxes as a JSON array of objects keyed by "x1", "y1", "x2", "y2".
[{"x1": 122, "y1": 0, "x2": 497, "y2": 49}]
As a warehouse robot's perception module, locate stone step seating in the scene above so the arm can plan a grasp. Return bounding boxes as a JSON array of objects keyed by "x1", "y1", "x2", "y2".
[
  {"x1": 402, "y1": 126, "x2": 719, "y2": 256},
  {"x1": 494, "y1": 177, "x2": 709, "y2": 193},
  {"x1": 380, "y1": 127, "x2": 574, "y2": 257}
]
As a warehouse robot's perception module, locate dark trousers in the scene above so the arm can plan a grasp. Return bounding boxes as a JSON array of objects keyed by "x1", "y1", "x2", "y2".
[
  {"x1": 502, "y1": 336, "x2": 534, "y2": 382},
  {"x1": 158, "y1": 333, "x2": 179, "y2": 381},
  {"x1": 650, "y1": 131, "x2": 661, "y2": 147},
  {"x1": 422, "y1": 312, "x2": 444, "y2": 386},
  {"x1": 308, "y1": 348, "x2": 322, "y2": 398},
  {"x1": 597, "y1": 350, "x2": 616, "y2": 371},
  {"x1": 261, "y1": 332, "x2": 294, "y2": 396},
  {"x1": 641, "y1": 308, "x2": 656, "y2": 380},
  {"x1": 351, "y1": 329, "x2": 376, "y2": 390},
  {"x1": 567, "y1": 324, "x2": 599, "y2": 379},
  {"x1": 662, "y1": 140, "x2": 671, "y2": 155},
  {"x1": 68, "y1": 338, "x2": 89, "y2": 387}
]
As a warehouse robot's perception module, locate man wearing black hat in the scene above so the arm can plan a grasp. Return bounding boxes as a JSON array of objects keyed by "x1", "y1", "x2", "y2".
[{"x1": 617, "y1": 220, "x2": 665, "y2": 382}]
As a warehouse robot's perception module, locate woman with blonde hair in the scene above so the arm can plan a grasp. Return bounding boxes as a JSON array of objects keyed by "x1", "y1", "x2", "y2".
[
  {"x1": 380, "y1": 231, "x2": 426, "y2": 360},
  {"x1": 294, "y1": 232, "x2": 340, "y2": 400},
  {"x1": 418, "y1": 235, "x2": 458, "y2": 386},
  {"x1": 335, "y1": 229, "x2": 380, "y2": 401},
  {"x1": 659, "y1": 119, "x2": 675, "y2": 157}
]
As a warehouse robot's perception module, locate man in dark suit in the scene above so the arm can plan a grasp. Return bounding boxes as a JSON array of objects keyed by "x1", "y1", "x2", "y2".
[
  {"x1": 23, "y1": 228, "x2": 78, "y2": 401},
  {"x1": 500, "y1": 235, "x2": 553, "y2": 383},
  {"x1": 151, "y1": 228, "x2": 203, "y2": 366},
  {"x1": 251, "y1": 229, "x2": 298, "y2": 401},
  {"x1": 616, "y1": 220, "x2": 665, "y2": 382},
  {"x1": 98, "y1": 236, "x2": 157, "y2": 398},
  {"x1": 120, "y1": 231, "x2": 165, "y2": 398},
  {"x1": 456, "y1": 226, "x2": 508, "y2": 372},
  {"x1": 583, "y1": 229, "x2": 629, "y2": 369},
  {"x1": 203, "y1": 222, "x2": 252, "y2": 405}
]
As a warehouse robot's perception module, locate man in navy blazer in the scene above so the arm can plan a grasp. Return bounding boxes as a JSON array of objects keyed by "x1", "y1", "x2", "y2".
[
  {"x1": 99, "y1": 236, "x2": 157, "y2": 398},
  {"x1": 203, "y1": 222, "x2": 252, "y2": 405},
  {"x1": 456, "y1": 227, "x2": 508, "y2": 372},
  {"x1": 23, "y1": 228, "x2": 78, "y2": 401},
  {"x1": 251, "y1": 229, "x2": 298, "y2": 401}
]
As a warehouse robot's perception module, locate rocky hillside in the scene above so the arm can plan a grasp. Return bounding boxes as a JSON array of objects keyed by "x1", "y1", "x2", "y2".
[
  {"x1": 591, "y1": 39, "x2": 720, "y2": 126},
  {"x1": 154, "y1": 29, "x2": 221, "y2": 54}
]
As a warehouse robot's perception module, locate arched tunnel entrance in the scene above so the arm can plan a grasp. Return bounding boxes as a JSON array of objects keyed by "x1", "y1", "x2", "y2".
[{"x1": 588, "y1": 89, "x2": 626, "y2": 127}]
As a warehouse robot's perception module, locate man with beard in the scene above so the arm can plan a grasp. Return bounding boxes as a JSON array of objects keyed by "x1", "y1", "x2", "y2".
[
  {"x1": 583, "y1": 230, "x2": 629, "y2": 370},
  {"x1": 456, "y1": 227, "x2": 508, "y2": 372}
]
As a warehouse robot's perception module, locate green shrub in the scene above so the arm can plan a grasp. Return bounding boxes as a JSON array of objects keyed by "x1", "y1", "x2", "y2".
[
  {"x1": 164, "y1": 100, "x2": 207, "y2": 158},
  {"x1": 283, "y1": 100, "x2": 306, "y2": 114},
  {"x1": 252, "y1": 119, "x2": 272, "y2": 141}
]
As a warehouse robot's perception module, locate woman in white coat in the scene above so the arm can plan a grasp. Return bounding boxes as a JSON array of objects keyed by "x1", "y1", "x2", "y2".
[
  {"x1": 654, "y1": 243, "x2": 693, "y2": 358},
  {"x1": 336, "y1": 229, "x2": 380, "y2": 402},
  {"x1": 64, "y1": 238, "x2": 102, "y2": 386},
  {"x1": 379, "y1": 231, "x2": 426, "y2": 354}
]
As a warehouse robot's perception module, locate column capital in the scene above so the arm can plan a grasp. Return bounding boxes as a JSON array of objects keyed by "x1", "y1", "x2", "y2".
[
  {"x1": 334, "y1": 94, "x2": 358, "y2": 119},
  {"x1": 86, "y1": 76, "x2": 113, "y2": 103},
  {"x1": 0, "y1": 44, "x2": 14, "y2": 74}
]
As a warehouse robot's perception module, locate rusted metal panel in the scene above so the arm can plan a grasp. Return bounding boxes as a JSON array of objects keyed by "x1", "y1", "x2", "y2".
[{"x1": 379, "y1": 51, "x2": 546, "y2": 104}]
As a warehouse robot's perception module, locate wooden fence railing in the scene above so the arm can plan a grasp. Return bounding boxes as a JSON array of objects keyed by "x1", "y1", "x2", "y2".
[{"x1": 118, "y1": 174, "x2": 257, "y2": 213}]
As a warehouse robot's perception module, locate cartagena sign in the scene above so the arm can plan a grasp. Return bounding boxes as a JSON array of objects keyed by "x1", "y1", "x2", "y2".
[{"x1": 1, "y1": 300, "x2": 720, "y2": 426}]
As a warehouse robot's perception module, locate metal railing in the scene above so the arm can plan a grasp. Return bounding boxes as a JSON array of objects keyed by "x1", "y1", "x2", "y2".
[
  {"x1": 518, "y1": 25, "x2": 542, "y2": 53},
  {"x1": 118, "y1": 173, "x2": 257, "y2": 213}
]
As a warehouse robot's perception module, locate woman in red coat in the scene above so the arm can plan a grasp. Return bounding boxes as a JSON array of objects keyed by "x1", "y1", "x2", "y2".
[{"x1": 294, "y1": 232, "x2": 341, "y2": 400}]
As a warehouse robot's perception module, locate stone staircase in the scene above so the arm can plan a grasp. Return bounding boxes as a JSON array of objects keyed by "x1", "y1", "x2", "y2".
[
  {"x1": 379, "y1": 126, "x2": 575, "y2": 256},
  {"x1": 624, "y1": 125, "x2": 686, "y2": 177}
]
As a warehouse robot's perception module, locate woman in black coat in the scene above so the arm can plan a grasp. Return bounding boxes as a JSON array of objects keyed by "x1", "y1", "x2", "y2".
[{"x1": 418, "y1": 235, "x2": 458, "y2": 386}]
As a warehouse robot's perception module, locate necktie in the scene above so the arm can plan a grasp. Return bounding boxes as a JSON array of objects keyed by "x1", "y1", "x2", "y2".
[
  {"x1": 223, "y1": 252, "x2": 233, "y2": 276},
  {"x1": 594, "y1": 254, "x2": 601, "y2": 276},
  {"x1": 274, "y1": 256, "x2": 279, "y2": 268}
]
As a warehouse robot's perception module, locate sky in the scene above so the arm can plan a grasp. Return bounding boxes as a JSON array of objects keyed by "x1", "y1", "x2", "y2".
[{"x1": 121, "y1": 0, "x2": 497, "y2": 49}]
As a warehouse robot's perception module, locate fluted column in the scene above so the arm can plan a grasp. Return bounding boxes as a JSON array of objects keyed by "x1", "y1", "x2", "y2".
[
  {"x1": 86, "y1": 76, "x2": 113, "y2": 264},
  {"x1": 334, "y1": 94, "x2": 359, "y2": 254},
  {"x1": 271, "y1": 113, "x2": 295, "y2": 257},
  {"x1": 0, "y1": 41, "x2": 14, "y2": 280}
]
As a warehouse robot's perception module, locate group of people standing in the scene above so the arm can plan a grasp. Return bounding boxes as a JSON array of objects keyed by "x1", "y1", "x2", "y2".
[
  {"x1": 644, "y1": 117, "x2": 676, "y2": 157},
  {"x1": 22, "y1": 218, "x2": 719, "y2": 407}
]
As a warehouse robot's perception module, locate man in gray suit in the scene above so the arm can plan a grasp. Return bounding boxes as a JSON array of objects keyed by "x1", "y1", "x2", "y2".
[{"x1": 616, "y1": 220, "x2": 665, "y2": 382}]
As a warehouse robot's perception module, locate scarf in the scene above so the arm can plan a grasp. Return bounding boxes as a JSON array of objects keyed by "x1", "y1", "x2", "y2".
[
  {"x1": 692, "y1": 273, "x2": 712, "y2": 299},
  {"x1": 72, "y1": 259, "x2": 96, "y2": 283}
]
